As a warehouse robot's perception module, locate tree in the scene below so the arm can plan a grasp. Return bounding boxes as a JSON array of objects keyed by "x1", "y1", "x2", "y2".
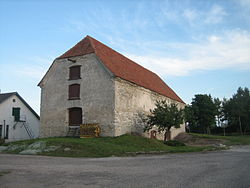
[
  {"x1": 184, "y1": 105, "x2": 196, "y2": 132},
  {"x1": 144, "y1": 100, "x2": 184, "y2": 141},
  {"x1": 185, "y1": 94, "x2": 217, "y2": 134},
  {"x1": 222, "y1": 87, "x2": 250, "y2": 135},
  {"x1": 213, "y1": 97, "x2": 222, "y2": 126}
]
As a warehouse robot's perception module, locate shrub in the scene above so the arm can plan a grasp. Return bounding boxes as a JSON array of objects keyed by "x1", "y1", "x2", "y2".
[{"x1": 0, "y1": 139, "x2": 5, "y2": 145}]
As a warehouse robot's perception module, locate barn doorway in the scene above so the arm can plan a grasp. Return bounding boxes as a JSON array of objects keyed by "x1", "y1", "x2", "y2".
[{"x1": 68, "y1": 107, "x2": 82, "y2": 126}]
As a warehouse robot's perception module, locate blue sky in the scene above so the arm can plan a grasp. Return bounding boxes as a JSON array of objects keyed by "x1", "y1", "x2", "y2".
[{"x1": 0, "y1": 0, "x2": 250, "y2": 114}]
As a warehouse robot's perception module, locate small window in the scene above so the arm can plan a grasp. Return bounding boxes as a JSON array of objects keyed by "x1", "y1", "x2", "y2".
[
  {"x1": 13, "y1": 99, "x2": 16, "y2": 102},
  {"x1": 12, "y1": 107, "x2": 20, "y2": 122},
  {"x1": 68, "y1": 84, "x2": 80, "y2": 99},
  {"x1": 69, "y1": 66, "x2": 81, "y2": 80}
]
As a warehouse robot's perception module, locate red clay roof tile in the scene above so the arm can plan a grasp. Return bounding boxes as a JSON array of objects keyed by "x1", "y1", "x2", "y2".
[{"x1": 58, "y1": 36, "x2": 184, "y2": 103}]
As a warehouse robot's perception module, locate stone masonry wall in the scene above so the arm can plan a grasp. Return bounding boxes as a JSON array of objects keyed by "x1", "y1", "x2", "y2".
[
  {"x1": 39, "y1": 53, "x2": 115, "y2": 137},
  {"x1": 114, "y1": 78, "x2": 185, "y2": 139}
]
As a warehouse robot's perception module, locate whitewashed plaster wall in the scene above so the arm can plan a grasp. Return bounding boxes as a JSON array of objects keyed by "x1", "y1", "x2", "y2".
[{"x1": 0, "y1": 95, "x2": 39, "y2": 141}]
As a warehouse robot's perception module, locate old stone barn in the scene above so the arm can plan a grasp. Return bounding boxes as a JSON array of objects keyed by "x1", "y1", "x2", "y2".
[{"x1": 38, "y1": 36, "x2": 185, "y2": 140}]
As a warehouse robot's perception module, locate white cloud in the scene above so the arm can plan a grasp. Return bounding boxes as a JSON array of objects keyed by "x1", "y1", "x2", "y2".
[
  {"x1": 205, "y1": 4, "x2": 227, "y2": 24},
  {"x1": 28, "y1": 56, "x2": 53, "y2": 65},
  {"x1": 156, "y1": 3, "x2": 227, "y2": 27},
  {"x1": 208, "y1": 35, "x2": 220, "y2": 43},
  {"x1": 0, "y1": 56, "x2": 52, "y2": 81},
  {"x1": 12, "y1": 56, "x2": 53, "y2": 79},
  {"x1": 125, "y1": 30, "x2": 250, "y2": 76},
  {"x1": 182, "y1": 9, "x2": 197, "y2": 23},
  {"x1": 237, "y1": 0, "x2": 250, "y2": 8},
  {"x1": 16, "y1": 66, "x2": 47, "y2": 79}
]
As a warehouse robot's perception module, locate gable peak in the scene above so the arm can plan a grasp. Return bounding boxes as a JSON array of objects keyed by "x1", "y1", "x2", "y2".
[{"x1": 58, "y1": 35, "x2": 95, "y2": 59}]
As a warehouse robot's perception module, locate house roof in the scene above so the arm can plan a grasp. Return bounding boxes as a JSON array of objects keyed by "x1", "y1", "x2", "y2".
[
  {"x1": 0, "y1": 92, "x2": 40, "y2": 119},
  {"x1": 57, "y1": 36, "x2": 184, "y2": 103},
  {"x1": 0, "y1": 92, "x2": 14, "y2": 104}
]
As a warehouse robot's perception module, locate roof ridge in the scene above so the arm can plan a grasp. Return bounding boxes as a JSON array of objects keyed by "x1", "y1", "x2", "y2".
[
  {"x1": 58, "y1": 36, "x2": 95, "y2": 59},
  {"x1": 0, "y1": 92, "x2": 40, "y2": 119},
  {"x1": 58, "y1": 35, "x2": 160, "y2": 78},
  {"x1": 0, "y1": 91, "x2": 17, "y2": 95},
  {"x1": 86, "y1": 35, "x2": 97, "y2": 53},
  {"x1": 86, "y1": 36, "x2": 184, "y2": 103},
  {"x1": 44, "y1": 35, "x2": 185, "y2": 104},
  {"x1": 87, "y1": 36, "x2": 159, "y2": 76}
]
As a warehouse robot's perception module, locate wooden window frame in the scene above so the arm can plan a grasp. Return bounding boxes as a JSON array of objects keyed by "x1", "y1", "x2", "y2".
[
  {"x1": 69, "y1": 65, "x2": 81, "y2": 80},
  {"x1": 12, "y1": 107, "x2": 20, "y2": 122},
  {"x1": 68, "y1": 84, "x2": 80, "y2": 100}
]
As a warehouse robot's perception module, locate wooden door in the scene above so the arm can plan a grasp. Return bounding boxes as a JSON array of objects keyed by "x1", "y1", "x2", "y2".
[{"x1": 68, "y1": 108, "x2": 82, "y2": 126}]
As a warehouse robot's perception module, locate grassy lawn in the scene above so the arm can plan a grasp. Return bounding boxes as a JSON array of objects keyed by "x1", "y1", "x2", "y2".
[
  {"x1": 2, "y1": 134, "x2": 249, "y2": 158},
  {"x1": 191, "y1": 133, "x2": 250, "y2": 145},
  {"x1": 0, "y1": 171, "x2": 11, "y2": 177},
  {"x1": 1, "y1": 134, "x2": 216, "y2": 157}
]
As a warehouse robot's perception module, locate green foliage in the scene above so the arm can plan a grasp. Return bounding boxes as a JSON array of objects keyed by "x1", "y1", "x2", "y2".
[
  {"x1": 184, "y1": 87, "x2": 250, "y2": 135},
  {"x1": 164, "y1": 140, "x2": 185, "y2": 146},
  {"x1": 184, "y1": 105, "x2": 195, "y2": 132},
  {"x1": 222, "y1": 87, "x2": 250, "y2": 134},
  {"x1": 184, "y1": 94, "x2": 217, "y2": 134},
  {"x1": 213, "y1": 97, "x2": 223, "y2": 125},
  {"x1": 144, "y1": 100, "x2": 184, "y2": 141}
]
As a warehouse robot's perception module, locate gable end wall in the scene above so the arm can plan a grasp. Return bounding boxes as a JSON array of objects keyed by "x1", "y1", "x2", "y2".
[
  {"x1": 0, "y1": 95, "x2": 39, "y2": 141},
  {"x1": 40, "y1": 53, "x2": 115, "y2": 137}
]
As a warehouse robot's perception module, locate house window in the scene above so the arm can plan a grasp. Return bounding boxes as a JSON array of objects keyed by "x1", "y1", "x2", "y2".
[
  {"x1": 12, "y1": 107, "x2": 20, "y2": 122},
  {"x1": 68, "y1": 84, "x2": 80, "y2": 99},
  {"x1": 69, "y1": 66, "x2": 81, "y2": 80},
  {"x1": 68, "y1": 107, "x2": 82, "y2": 126}
]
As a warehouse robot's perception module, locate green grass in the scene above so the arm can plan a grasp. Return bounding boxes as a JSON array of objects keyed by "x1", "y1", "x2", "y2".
[
  {"x1": 191, "y1": 133, "x2": 250, "y2": 145},
  {"x1": 1, "y1": 135, "x2": 215, "y2": 157},
  {"x1": 3, "y1": 134, "x2": 249, "y2": 158},
  {"x1": 0, "y1": 171, "x2": 11, "y2": 177}
]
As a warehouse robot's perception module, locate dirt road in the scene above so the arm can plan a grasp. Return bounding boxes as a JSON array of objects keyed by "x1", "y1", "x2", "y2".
[{"x1": 0, "y1": 145, "x2": 250, "y2": 188}]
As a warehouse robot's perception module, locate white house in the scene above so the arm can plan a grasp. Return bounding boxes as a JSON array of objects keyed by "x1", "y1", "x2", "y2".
[{"x1": 0, "y1": 92, "x2": 40, "y2": 142}]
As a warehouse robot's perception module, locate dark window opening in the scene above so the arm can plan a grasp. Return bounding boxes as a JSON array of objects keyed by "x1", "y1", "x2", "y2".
[
  {"x1": 12, "y1": 107, "x2": 20, "y2": 122},
  {"x1": 69, "y1": 84, "x2": 80, "y2": 99},
  {"x1": 69, "y1": 66, "x2": 81, "y2": 80},
  {"x1": 68, "y1": 107, "x2": 82, "y2": 126},
  {"x1": 0, "y1": 125, "x2": 2, "y2": 139},
  {"x1": 4, "y1": 125, "x2": 9, "y2": 139}
]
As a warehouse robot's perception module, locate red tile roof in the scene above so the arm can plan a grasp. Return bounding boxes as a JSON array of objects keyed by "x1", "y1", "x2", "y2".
[{"x1": 58, "y1": 36, "x2": 184, "y2": 103}]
